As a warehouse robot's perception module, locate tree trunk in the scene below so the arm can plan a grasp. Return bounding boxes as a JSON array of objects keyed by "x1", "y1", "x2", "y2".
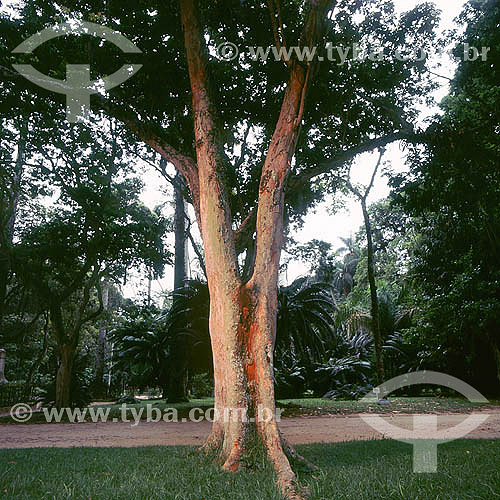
[
  {"x1": 361, "y1": 200, "x2": 385, "y2": 384},
  {"x1": 51, "y1": 302, "x2": 79, "y2": 409},
  {"x1": 0, "y1": 349, "x2": 7, "y2": 383},
  {"x1": 178, "y1": 1, "x2": 331, "y2": 497},
  {"x1": 55, "y1": 344, "x2": 75, "y2": 409},
  {"x1": 165, "y1": 172, "x2": 190, "y2": 403},
  {"x1": 174, "y1": 171, "x2": 189, "y2": 290},
  {"x1": 94, "y1": 281, "x2": 110, "y2": 398},
  {"x1": 203, "y1": 281, "x2": 312, "y2": 499},
  {"x1": 0, "y1": 119, "x2": 27, "y2": 338},
  {"x1": 164, "y1": 367, "x2": 188, "y2": 402},
  {"x1": 493, "y1": 344, "x2": 500, "y2": 387},
  {"x1": 189, "y1": 58, "x2": 313, "y2": 496},
  {"x1": 25, "y1": 315, "x2": 50, "y2": 395}
]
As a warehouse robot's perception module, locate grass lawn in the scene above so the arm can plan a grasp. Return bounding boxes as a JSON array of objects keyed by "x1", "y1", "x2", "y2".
[
  {"x1": 0, "y1": 440, "x2": 499, "y2": 499},
  {"x1": 277, "y1": 397, "x2": 498, "y2": 416}
]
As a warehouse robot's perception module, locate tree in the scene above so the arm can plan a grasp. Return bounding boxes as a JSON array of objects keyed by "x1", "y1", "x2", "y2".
[
  {"x1": 0, "y1": 118, "x2": 29, "y2": 349},
  {"x1": 340, "y1": 150, "x2": 386, "y2": 383},
  {"x1": 3, "y1": 0, "x2": 440, "y2": 494},
  {"x1": 166, "y1": 170, "x2": 191, "y2": 403},
  {"x1": 334, "y1": 237, "x2": 362, "y2": 298},
  {"x1": 111, "y1": 302, "x2": 171, "y2": 394},
  {"x1": 274, "y1": 279, "x2": 336, "y2": 396},
  {"x1": 171, "y1": 4, "x2": 345, "y2": 493},
  {"x1": 13, "y1": 119, "x2": 168, "y2": 408},
  {"x1": 111, "y1": 280, "x2": 212, "y2": 398},
  {"x1": 93, "y1": 280, "x2": 110, "y2": 398},
  {"x1": 93, "y1": 280, "x2": 122, "y2": 398},
  {"x1": 395, "y1": 0, "x2": 500, "y2": 394}
]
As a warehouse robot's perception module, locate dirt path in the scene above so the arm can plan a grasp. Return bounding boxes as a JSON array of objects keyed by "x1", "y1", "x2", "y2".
[{"x1": 1, "y1": 410, "x2": 500, "y2": 449}]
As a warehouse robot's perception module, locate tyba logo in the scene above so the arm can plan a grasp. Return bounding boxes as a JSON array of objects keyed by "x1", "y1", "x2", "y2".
[
  {"x1": 360, "y1": 371, "x2": 490, "y2": 473},
  {"x1": 12, "y1": 21, "x2": 142, "y2": 122}
]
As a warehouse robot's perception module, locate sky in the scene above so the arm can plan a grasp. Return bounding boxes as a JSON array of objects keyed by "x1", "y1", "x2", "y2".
[{"x1": 1, "y1": 0, "x2": 468, "y2": 300}]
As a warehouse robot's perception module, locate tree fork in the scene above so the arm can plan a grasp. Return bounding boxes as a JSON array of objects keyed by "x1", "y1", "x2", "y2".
[{"x1": 178, "y1": 0, "x2": 334, "y2": 497}]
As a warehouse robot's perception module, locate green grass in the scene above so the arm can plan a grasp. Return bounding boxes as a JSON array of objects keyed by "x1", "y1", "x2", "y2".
[
  {"x1": 277, "y1": 397, "x2": 498, "y2": 417},
  {"x1": 0, "y1": 440, "x2": 499, "y2": 499}
]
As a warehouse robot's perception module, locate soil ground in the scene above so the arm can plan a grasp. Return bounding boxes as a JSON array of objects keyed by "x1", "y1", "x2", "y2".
[{"x1": 1, "y1": 408, "x2": 499, "y2": 449}]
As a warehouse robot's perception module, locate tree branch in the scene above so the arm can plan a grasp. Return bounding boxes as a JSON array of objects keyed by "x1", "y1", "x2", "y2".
[
  {"x1": 363, "y1": 149, "x2": 385, "y2": 201},
  {"x1": 94, "y1": 94, "x2": 201, "y2": 220},
  {"x1": 185, "y1": 217, "x2": 207, "y2": 280},
  {"x1": 267, "y1": 0, "x2": 290, "y2": 66},
  {"x1": 251, "y1": 0, "x2": 335, "y2": 288},
  {"x1": 234, "y1": 208, "x2": 257, "y2": 254},
  {"x1": 179, "y1": 0, "x2": 240, "y2": 285},
  {"x1": 289, "y1": 132, "x2": 413, "y2": 190},
  {"x1": 74, "y1": 266, "x2": 104, "y2": 337}
]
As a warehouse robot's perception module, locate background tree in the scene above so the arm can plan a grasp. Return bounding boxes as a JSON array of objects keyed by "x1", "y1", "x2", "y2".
[
  {"x1": 339, "y1": 150, "x2": 386, "y2": 383},
  {"x1": 92, "y1": 280, "x2": 123, "y2": 398},
  {"x1": 394, "y1": 0, "x2": 500, "y2": 394},
  {"x1": 12, "y1": 118, "x2": 168, "y2": 408},
  {"x1": 166, "y1": 170, "x2": 191, "y2": 403}
]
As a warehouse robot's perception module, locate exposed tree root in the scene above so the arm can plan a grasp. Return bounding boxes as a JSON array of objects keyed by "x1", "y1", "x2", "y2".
[
  {"x1": 268, "y1": 433, "x2": 314, "y2": 500},
  {"x1": 198, "y1": 413, "x2": 321, "y2": 500},
  {"x1": 275, "y1": 468, "x2": 307, "y2": 500},
  {"x1": 281, "y1": 433, "x2": 319, "y2": 472}
]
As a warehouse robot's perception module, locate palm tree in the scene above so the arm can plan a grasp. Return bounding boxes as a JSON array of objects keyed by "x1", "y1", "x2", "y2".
[
  {"x1": 110, "y1": 304, "x2": 171, "y2": 394},
  {"x1": 332, "y1": 237, "x2": 361, "y2": 297},
  {"x1": 378, "y1": 291, "x2": 420, "y2": 378},
  {"x1": 112, "y1": 278, "x2": 340, "y2": 400},
  {"x1": 111, "y1": 281, "x2": 212, "y2": 400},
  {"x1": 166, "y1": 279, "x2": 212, "y2": 395},
  {"x1": 315, "y1": 328, "x2": 373, "y2": 399},
  {"x1": 275, "y1": 279, "x2": 337, "y2": 363},
  {"x1": 274, "y1": 279, "x2": 337, "y2": 397}
]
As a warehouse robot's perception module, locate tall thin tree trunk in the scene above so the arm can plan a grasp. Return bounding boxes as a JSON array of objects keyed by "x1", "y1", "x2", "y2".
[
  {"x1": 0, "y1": 119, "x2": 27, "y2": 333},
  {"x1": 147, "y1": 271, "x2": 152, "y2": 306},
  {"x1": 166, "y1": 172, "x2": 190, "y2": 402},
  {"x1": 5, "y1": 123, "x2": 26, "y2": 242},
  {"x1": 94, "y1": 281, "x2": 110, "y2": 398},
  {"x1": 361, "y1": 199, "x2": 385, "y2": 384},
  {"x1": 493, "y1": 344, "x2": 500, "y2": 387},
  {"x1": 174, "y1": 172, "x2": 189, "y2": 290},
  {"x1": 0, "y1": 349, "x2": 7, "y2": 383},
  {"x1": 107, "y1": 342, "x2": 114, "y2": 394}
]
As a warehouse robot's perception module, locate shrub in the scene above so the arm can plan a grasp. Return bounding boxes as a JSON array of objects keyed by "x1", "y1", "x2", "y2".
[{"x1": 188, "y1": 373, "x2": 213, "y2": 398}]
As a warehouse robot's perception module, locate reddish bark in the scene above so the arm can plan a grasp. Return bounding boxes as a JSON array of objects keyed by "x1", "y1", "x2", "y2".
[{"x1": 176, "y1": 1, "x2": 333, "y2": 497}]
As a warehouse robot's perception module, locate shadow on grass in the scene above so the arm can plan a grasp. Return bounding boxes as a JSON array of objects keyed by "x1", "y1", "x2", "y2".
[{"x1": 0, "y1": 439, "x2": 499, "y2": 499}]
